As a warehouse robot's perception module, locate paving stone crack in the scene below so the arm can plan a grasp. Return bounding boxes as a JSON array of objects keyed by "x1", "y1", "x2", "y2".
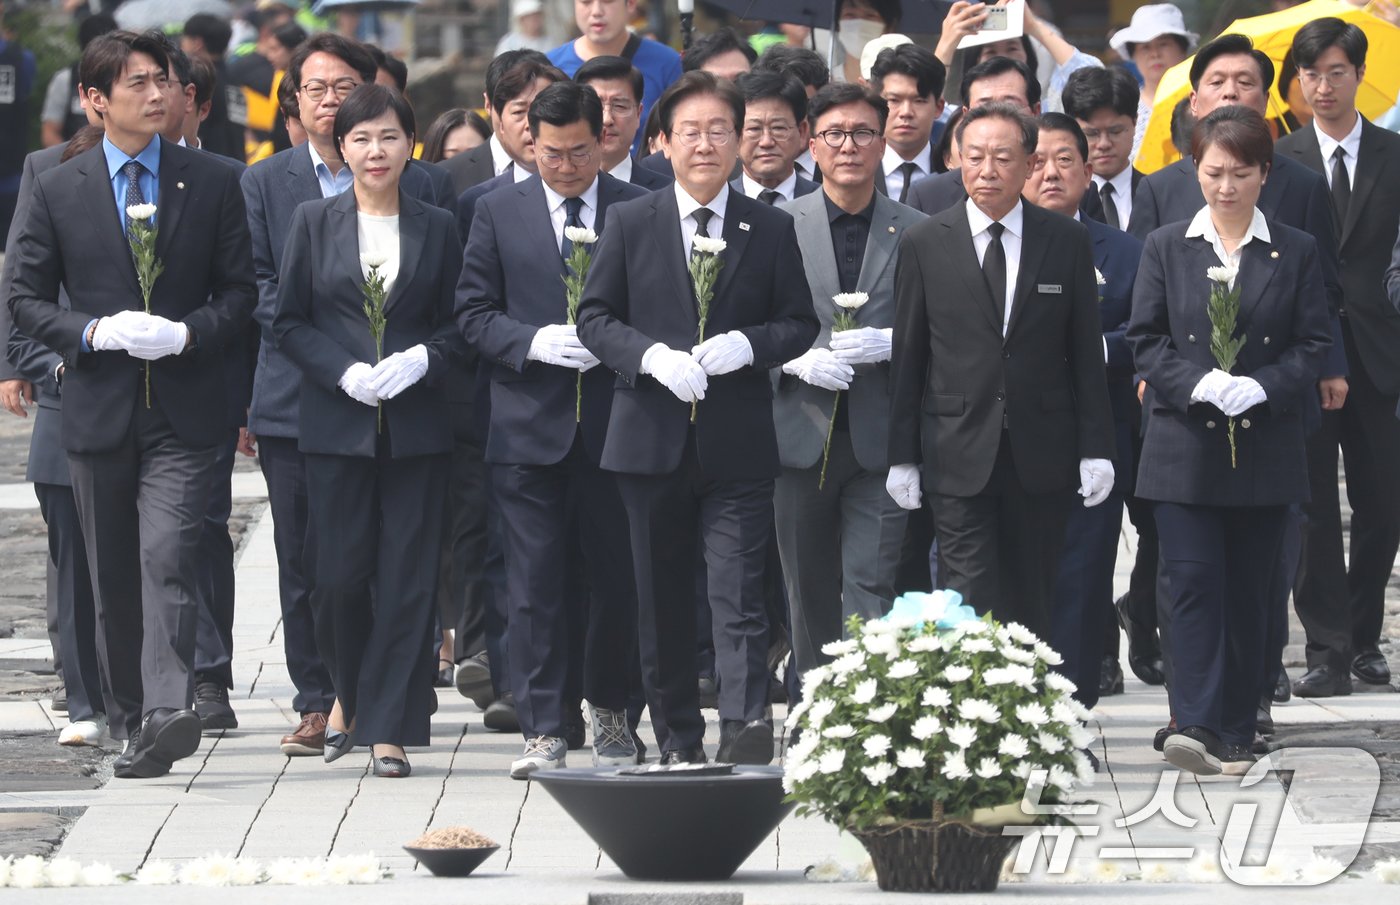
[
  {"x1": 183, "y1": 729, "x2": 224, "y2": 794},
  {"x1": 327, "y1": 758, "x2": 371, "y2": 857},
  {"x1": 246, "y1": 661, "x2": 264, "y2": 699},
  {"x1": 135, "y1": 803, "x2": 178, "y2": 870},
  {"x1": 505, "y1": 777, "x2": 528, "y2": 870},
  {"x1": 236, "y1": 756, "x2": 289, "y2": 858}
]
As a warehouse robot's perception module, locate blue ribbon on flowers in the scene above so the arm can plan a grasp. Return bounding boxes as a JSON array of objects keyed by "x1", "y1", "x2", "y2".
[{"x1": 883, "y1": 590, "x2": 979, "y2": 630}]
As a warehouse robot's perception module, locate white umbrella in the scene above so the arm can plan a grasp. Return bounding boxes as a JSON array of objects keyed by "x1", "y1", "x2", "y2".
[
  {"x1": 115, "y1": 0, "x2": 233, "y2": 30},
  {"x1": 314, "y1": 0, "x2": 423, "y2": 10}
]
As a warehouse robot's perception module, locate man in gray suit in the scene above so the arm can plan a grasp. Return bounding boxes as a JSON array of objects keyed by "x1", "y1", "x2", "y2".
[{"x1": 774, "y1": 83, "x2": 923, "y2": 679}]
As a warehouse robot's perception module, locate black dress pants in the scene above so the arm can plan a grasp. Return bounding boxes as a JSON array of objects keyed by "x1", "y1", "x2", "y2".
[{"x1": 35, "y1": 482, "x2": 103, "y2": 723}]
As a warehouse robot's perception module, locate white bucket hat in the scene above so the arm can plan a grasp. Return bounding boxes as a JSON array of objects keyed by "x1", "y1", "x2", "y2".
[
  {"x1": 860, "y1": 33, "x2": 914, "y2": 81},
  {"x1": 1109, "y1": 4, "x2": 1198, "y2": 58}
]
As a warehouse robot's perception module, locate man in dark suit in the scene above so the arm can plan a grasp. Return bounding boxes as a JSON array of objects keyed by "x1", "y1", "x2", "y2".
[
  {"x1": 457, "y1": 82, "x2": 648, "y2": 778},
  {"x1": 773, "y1": 83, "x2": 922, "y2": 679},
  {"x1": 753, "y1": 44, "x2": 830, "y2": 184},
  {"x1": 887, "y1": 104, "x2": 1116, "y2": 636},
  {"x1": 443, "y1": 50, "x2": 559, "y2": 196},
  {"x1": 1061, "y1": 66, "x2": 1144, "y2": 233},
  {"x1": 869, "y1": 44, "x2": 945, "y2": 204},
  {"x1": 1283, "y1": 19, "x2": 1400, "y2": 696},
  {"x1": 8, "y1": 31, "x2": 257, "y2": 778},
  {"x1": 1024, "y1": 113, "x2": 1143, "y2": 712},
  {"x1": 731, "y1": 70, "x2": 818, "y2": 205},
  {"x1": 577, "y1": 72, "x2": 818, "y2": 764},
  {"x1": 575, "y1": 55, "x2": 672, "y2": 191}
]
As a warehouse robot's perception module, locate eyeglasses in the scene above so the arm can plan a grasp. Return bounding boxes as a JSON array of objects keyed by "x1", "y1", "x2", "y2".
[
  {"x1": 300, "y1": 78, "x2": 359, "y2": 102},
  {"x1": 815, "y1": 128, "x2": 881, "y2": 148},
  {"x1": 671, "y1": 127, "x2": 734, "y2": 147},
  {"x1": 1081, "y1": 125, "x2": 1131, "y2": 141},
  {"x1": 1298, "y1": 68, "x2": 1356, "y2": 88},
  {"x1": 741, "y1": 122, "x2": 796, "y2": 142},
  {"x1": 538, "y1": 148, "x2": 594, "y2": 168}
]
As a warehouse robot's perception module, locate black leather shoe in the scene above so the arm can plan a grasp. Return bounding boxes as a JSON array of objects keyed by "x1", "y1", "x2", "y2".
[
  {"x1": 454, "y1": 652, "x2": 494, "y2": 709},
  {"x1": 51, "y1": 687, "x2": 67, "y2": 713},
  {"x1": 659, "y1": 746, "x2": 707, "y2": 765},
  {"x1": 1292, "y1": 664, "x2": 1352, "y2": 698},
  {"x1": 194, "y1": 674, "x2": 238, "y2": 730},
  {"x1": 1272, "y1": 668, "x2": 1292, "y2": 703},
  {"x1": 563, "y1": 702, "x2": 586, "y2": 751},
  {"x1": 716, "y1": 719, "x2": 774, "y2": 765},
  {"x1": 483, "y1": 693, "x2": 519, "y2": 732},
  {"x1": 113, "y1": 708, "x2": 202, "y2": 779},
  {"x1": 1115, "y1": 595, "x2": 1166, "y2": 686},
  {"x1": 1099, "y1": 655, "x2": 1124, "y2": 696},
  {"x1": 1152, "y1": 720, "x2": 1175, "y2": 752},
  {"x1": 373, "y1": 756, "x2": 411, "y2": 778},
  {"x1": 1352, "y1": 649, "x2": 1392, "y2": 686},
  {"x1": 1162, "y1": 725, "x2": 1222, "y2": 776},
  {"x1": 697, "y1": 675, "x2": 719, "y2": 709},
  {"x1": 1255, "y1": 702, "x2": 1274, "y2": 737}
]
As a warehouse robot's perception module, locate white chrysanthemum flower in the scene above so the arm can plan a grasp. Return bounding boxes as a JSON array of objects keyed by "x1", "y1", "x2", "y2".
[
  {"x1": 1015, "y1": 702, "x2": 1050, "y2": 726},
  {"x1": 1185, "y1": 854, "x2": 1223, "y2": 883},
  {"x1": 998, "y1": 734, "x2": 1030, "y2": 758},
  {"x1": 202, "y1": 855, "x2": 237, "y2": 886},
  {"x1": 1049, "y1": 864, "x2": 1086, "y2": 884},
  {"x1": 10, "y1": 856, "x2": 47, "y2": 888},
  {"x1": 943, "y1": 665, "x2": 973, "y2": 683},
  {"x1": 1044, "y1": 671, "x2": 1077, "y2": 694},
  {"x1": 1206, "y1": 265, "x2": 1238, "y2": 284},
  {"x1": 960, "y1": 636, "x2": 994, "y2": 653},
  {"x1": 907, "y1": 633, "x2": 942, "y2": 652},
  {"x1": 1254, "y1": 862, "x2": 1297, "y2": 884},
  {"x1": 974, "y1": 757, "x2": 1001, "y2": 779},
  {"x1": 135, "y1": 861, "x2": 177, "y2": 885},
  {"x1": 79, "y1": 863, "x2": 119, "y2": 887},
  {"x1": 855, "y1": 859, "x2": 875, "y2": 881},
  {"x1": 1140, "y1": 861, "x2": 1176, "y2": 883},
  {"x1": 833, "y1": 291, "x2": 869, "y2": 310},
  {"x1": 1004, "y1": 622, "x2": 1039, "y2": 645},
  {"x1": 231, "y1": 860, "x2": 264, "y2": 886},
  {"x1": 1068, "y1": 699, "x2": 1093, "y2": 722},
  {"x1": 887, "y1": 659, "x2": 918, "y2": 679},
  {"x1": 822, "y1": 639, "x2": 858, "y2": 657},
  {"x1": 822, "y1": 723, "x2": 856, "y2": 739},
  {"x1": 957, "y1": 698, "x2": 1000, "y2": 724},
  {"x1": 808, "y1": 698, "x2": 836, "y2": 727},
  {"x1": 0, "y1": 856, "x2": 10, "y2": 887},
  {"x1": 1001, "y1": 645, "x2": 1038, "y2": 664},
  {"x1": 1073, "y1": 750, "x2": 1096, "y2": 784},
  {"x1": 563, "y1": 226, "x2": 598, "y2": 245},
  {"x1": 1068, "y1": 723, "x2": 1095, "y2": 749},
  {"x1": 265, "y1": 859, "x2": 302, "y2": 885},
  {"x1": 921, "y1": 686, "x2": 951, "y2": 708},
  {"x1": 790, "y1": 759, "x2": 820, "y2": 784},
  {"x1": 324, "y1": 857, "x2": 358, "y2": 885},
  {"x1": 956, "y1": 618, "x2": 990, "y2": 635},
  {"x1": 1011, "y1": 761, "x2": 1035, "y2": 779},
  {"x1": 942, "y1": 751, "x2": 971, "y2": 780},
  {"x1": 862, "y1": 617, "x2": 896, "y2": 635},
  {"x1": 290, "y1": 860, "x2": 327, "y2": 886},
  {"x1": 126, "y1": 203, "x2": 157, "y2": 222},
  {"x1": 805, "y1": 858, "x2": 844, "y2": 882},
  {"x1": 851, "y1": 678, "x2": 878, "y2": 704},
  {"x1": 178, "y1": 859, "x2": 212, "y2": 887},
  {"x1": 360, "y1": 252, "x2": 388, "y2": 270},
  {"x1": 1095, "y1": 268, "x2": 1107, "y2": 286},
  {"x1": 803, "y1": 665, "x2": 831, "y2": 688},
  {"x1": 1050, "y1": 701, "x2": 1080, "y2": 727},
  {"x1": 692, "y1": 236, "x2": 727, "y2": 255},
  {"x1": 896, "y1": 747, "x2": 924, "y2": 769},
  {"x1": 1299, "y1": 856, "x2": 1345, "y2": 884},
  {"x1": 45, "y1": 858, "x2": 82, "y2": 888},
  {"x1": 862, "y1": 762, "x2": 896, "y2": 784},
  {"x1": 1047, "y1": 764, "x2": 1075, "y2": 792},
  {"x1": 862, "y1": 734, "x2": 892, "y2": 758},
  {"x1": 862, "y1": 632, "x2": 900, "y2": 658},
  {"x1": 865, "y1": 702, "x2": 898, "y2": 723},
  {"x1": 829, "y1": 651, "x2": 866, "y2": 677},
  {"x1": 911, "y1": 715, "x2": 942, "y2": 740},
  {"x1": 946, "y1": 722, "x2": 978, "y2": 750},
  {"x1": 1371, "y1": 858, "x2": 1400, "y2": 884},
  {"x1": 1037, "y1": 731, "x2": 1067, "y2": 754},
  {"x1": 817, "y1": 748, "x2": 846, "y2": 774},
  {"x1": 1033, "y1": 642, "x2": 1063, "y2": 665},
  {"x1": 1090, "y1": 860, "x2": 1124, "y2": 883},
  {"x1": 347, "y1": 855, "x2": 382, "y2": 885}
]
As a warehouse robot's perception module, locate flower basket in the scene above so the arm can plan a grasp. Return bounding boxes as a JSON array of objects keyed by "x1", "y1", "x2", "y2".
[{"x1": 851, "y1": 818, "x2": 1018, "y2": 892}]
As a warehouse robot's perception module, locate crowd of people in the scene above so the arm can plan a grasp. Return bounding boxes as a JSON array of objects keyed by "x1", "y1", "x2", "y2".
[{"x1": 0, "y1": 0, "x2": 1396, "y2": 787}]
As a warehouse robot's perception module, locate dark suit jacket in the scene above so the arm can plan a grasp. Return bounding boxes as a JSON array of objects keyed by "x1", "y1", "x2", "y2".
[
  {"x1": 1280, "y1": 118, "x2": 1400, "y2": 395},
  {"x1": 455, "y1": 172, "x2": 513, "y2": 246},
  {"x1": 1127, "y1": 153, "x2": 1347, "y2": 377},
  {"x1": 271, "y1": 190, "x2": 462, "y2": 459},
  {"x1": 411, "y1": 158, "x2": 457, "y2": 210},
  {"x1": 1127, "y1": 218, "x2": 1332, "y2": 506},
  {"x1": 1084, "y1": 168, "x2": 1144, "y2": 228},
  {"x1": 909, "y1": 167, "x2": 1116, "y2": 224},
  {"x1": 457, "y1": 173, "x2": 648, "y2": 466},
  {"x1": 7, "y1": 139, "x2": 256, "y2": 453},
  {"x1": 1, "y1": 144, "x2": 65, "y2": 386},
  {"x1": 728, "y1": 173, "x2": 819, "y2": 202},
  {"x1": 576, "y1": 188, "x2": 819, "y2": 480},
  {"x1": 1086, "y1": 216, "x2": 1142, "y2": 491},
  {"x1": 628, "y1": 161, "x2": 672, "y2": 191},
  {"x1": 442, "y1": 142, "x2": 496, "y2": 196},
  {"x1": 888, "y1": 201, "x2": 1116, "y2": 495}
]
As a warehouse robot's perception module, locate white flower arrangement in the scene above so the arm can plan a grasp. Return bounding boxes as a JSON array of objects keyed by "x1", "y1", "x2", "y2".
[
  {"x1": 784, "y1": 590, "x2": 1092, "y2": 832},
  {"x1": 126, "y1": 202, "x2": 157, "y2": 222},
  {"x1": 563, "y1": 225, "x2": 598, "y2": 245},
  {"x1": 0, "y1": 855, "x2": 385, "y2": 888}
]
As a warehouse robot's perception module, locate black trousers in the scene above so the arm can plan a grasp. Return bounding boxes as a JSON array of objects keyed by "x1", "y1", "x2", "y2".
[
  {"x1": 1295, "y1": 322, "x2": 1400, "y2": 669},
  {"x1": 615, "y1": 439, "x2": 774, "y2": 752},
  {"x1": 35, "y1": 482, "x2": 103, "y2": 723},
  {"x1": 258, "y1": 436, "x2": 335, "y2": 715},
  {"x1": 1155, "y1": 502, "x2": 1287, "y2": 746},
  {"x1": 493, "y1": 435, "x2": 636, "y2": 739},
  {"x1": 440, "y1": 431, "x2": 489, "y2": 661},
  {"x1": 193, "y1": 433, "x2": 238, "y2": 688},
  {"x1": 930, "y1": 433, "x2": 1073, "y2": 639},
  {"x1": 1051, "y1": 490, "x2": 1125, "y2": 710}
]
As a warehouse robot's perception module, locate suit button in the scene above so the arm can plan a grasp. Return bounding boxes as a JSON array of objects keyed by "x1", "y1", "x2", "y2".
[
  {"x1": 1241, "y1": 418, "x2": 1252, "y2": 429},
  {"x1": 994, "y1": 391, "x2": 1005, "y2": 401},
  {"x1": 1001, "y1": 350, "x2": 1010, "y2": 359},
  {"x1": 1187, "y1": 334, "x2": 1197, "y2": 343},
  {"x1": 1263, "y1": 336, "x2": 1271, "y2": 345},
  {"x1": 1206, "y1": 420, "x2": 1217, "y2": 429}
]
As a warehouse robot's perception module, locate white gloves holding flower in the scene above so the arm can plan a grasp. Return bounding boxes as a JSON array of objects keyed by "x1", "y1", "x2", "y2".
[
  {"x1": 782, "y1": 348, "x2": 852, "y2": 391},
  {"x1": 828, "y1": 327, "x2": 892, "y2": 366},
  {"x1": 91, "y1": 310, "x2": 189, "y2": 360},
  {"x1": 641, "y1": 343, "x2": 708, "y2": 403},
  {"x1": 528, "y1": 323, "x2": 599, "y2": 371},
  {"x1": 338, "y1": 344, "x2": 430, "y2": 407},
  {"x1": 1191, "y1": 368, "x2": 1267, "y2": 417}
]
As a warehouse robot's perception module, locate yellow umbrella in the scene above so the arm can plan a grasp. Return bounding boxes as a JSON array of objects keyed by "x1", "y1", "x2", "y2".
[{"x1": 1136, "y1": 0, "x2": 1400, "y2": 173}]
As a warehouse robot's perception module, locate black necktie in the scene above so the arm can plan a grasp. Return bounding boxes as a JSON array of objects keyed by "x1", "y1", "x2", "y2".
[
  {"x1": 983, "y1": 221, "x2": 1007, "y2": 330},
  {"x1": 560, "y1": 196, "x2": 584, "y2": 260},
  {"x1": 758, "y1": 189, "x2": 781, "y2": 206},
  {"x1": 691, "y1": 207, "x2": 714, "y2": 260},
  {"x1": 123, "y1": 160, "x2": 145, "y2": 233},
  {"x1": 896, "y1": 161, "x2": 918, "y2": 204},
  {"x1": 1331, "y1": 146, "x2": 1351, "y2": 223},
  {"x1": 1099, "y1": 181, "x2": 1120, "y2": 230}
]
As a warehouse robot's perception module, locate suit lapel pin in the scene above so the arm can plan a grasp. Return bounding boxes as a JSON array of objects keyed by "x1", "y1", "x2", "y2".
[
  {"x1": 888, "y1": 226, "x2": 896, "y2": 233},
  {"x1": 1270, "y1": 250, "x2": 1279, "y2": 259},
  {"x1": 177, "y1": 182, "x2": 185, "y2": 189},
  {"x1": 739, "y1": 222, "x2": 750, "y2": 231}
]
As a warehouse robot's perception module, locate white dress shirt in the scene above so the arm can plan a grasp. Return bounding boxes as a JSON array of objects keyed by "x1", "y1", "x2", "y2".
[
  {"x1": 1092, "y1": 165, "x2": 1134, "y2": 231},
  {"x1": 794, "y1": 148, "x2": 817, "y2": 181},
  {"x1": 1315, "y1": 113, "x2": 1363, "y2": 190},
  {"x1": 740, "y1": 169, "x2": 797, "y2": 202},
  {"x1": 1184, "y1": 205, "x2": 1271, "y2": 289},
  {"x1": 966, "y1": 199, "x2": 1024, "y2": 337},
  {"x1": 675, "y1": 182, "x2": 729, "y2": 258},
  {"x1": 608, "y1": 154, "x2": 634, "y2": 183},
  {"x1": 543, "y1": 176, "x2": 600, "y2": 255},
  {"x1": 489, "y1": 134, "x2": 513, "y2": 176},
  {"x1": 882, "y1": 143, "x2": 932, "y2": 200}
]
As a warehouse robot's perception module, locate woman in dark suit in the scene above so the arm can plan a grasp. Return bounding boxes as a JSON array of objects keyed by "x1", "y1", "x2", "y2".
[
  {"x1": 1128, "y1": 106, "x2": 1331, "y2": 777},
  {"x1": 272, "y1": 84, "x2": 463, "y2": 777}
]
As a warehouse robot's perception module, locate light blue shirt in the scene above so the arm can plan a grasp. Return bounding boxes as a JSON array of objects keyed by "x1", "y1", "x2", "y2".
[
  {"x1": 307, "y1": 141, "x2": 353, "y2": 198},
  {"x1": 102, "y1": 134, "x2": 161, "y2": 230}
]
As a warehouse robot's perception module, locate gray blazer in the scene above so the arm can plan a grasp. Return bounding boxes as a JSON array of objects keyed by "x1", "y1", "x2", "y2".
[{"x1": 774, "y1": 190, "x2": 925, "y2": 471}]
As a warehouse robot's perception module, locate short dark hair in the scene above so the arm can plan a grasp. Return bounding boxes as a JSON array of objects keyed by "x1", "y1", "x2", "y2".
[
  {"x1": 491, "y1": 57, "x2": 566, "y2": 116},
  {"x1": 366, "y1": 45, "x2": 408, "y2": 92},
  {"x1": 574, "y1": 55, "x2": 645, "y2": 106},
  {"x1": 961, "y1": 55, "x2": 1041, "y2": 109},
  {"x1": 183, "y1": 12, "x2": 231, "y2": 56},
  {"x1": 1291, "y1": 16, "x2": 1367, "y2": 70},
  {"x1": 148, "y1": 29, "x2": 191, "y2": 85},
  {"x1": 1169, "y1": 96, "x2": 1195, "y2": 155},
  {"x1": 642, "y1": 100, "x2": 664, "y2": 150},
  {"x1": 753, "y1": 44, "x2": 829, "y2": 90},
  {"x1": 807, "y1": 81, "x2": 888, "y2": 132},
  {"x1": 485, "y1": 49, "x2": 550, "y2": 107},
  {"x1": 931, "y1": 106, "x2": 965, "y2": 173},
  {"x1": 278, "y1": 70, "x2": 300, "y2": 121},
  {"x1": 287, "y1": 33, "x2": 376, "y2": 94},
  {"x1": 956, "y1": 102, "x2": 1038, "y2": 155},
  {"x1": 188, "y1": 54, "x2": 217, "y2": 108},
  {"x1": 1037, "y1": 112, "x2": 1088, "y2": 162},
  {"x1": 1189, "y1": 34, "x2": 1275, "y2": 92},
  {"x1": 80, "y1": 30, "x2": 171, "y2": 101},
  {"x1": 529, "y1": 81, "x2": 604, "y2": 139},
  {"x1": 870, "y1": 43, "x2": 946, "y2": 100},
  {"x1": 1190, "y1": 105, "x2": 1273, "y2": 173},
  {"x1": 1062, "y1": 65, "x2": 1139, "y2": 122},
  {"x1": 656, "y1": 70, "x2": 745, "y2": 134},
  {"x1": 838, "y1": 0, "x2": 900, "y2": 28},
  {"x1": 1123, "y1": 33, "x2": 1189, "y2": 60},
  {"x1": 734, "y1": 69, "x2": 807, "y2": 125},
  {"x1": 272, "y1": 21, "x2": 308, "y2": 53},
  {"x1": 77, "y1": 12, "x2": 117, "y2": 50},
  {"x1": 333, "y1": 83, "x2": 416, "y2": 151},
  {"x1": 682, "y1": 26, "x2": 757, "y2": 74}
]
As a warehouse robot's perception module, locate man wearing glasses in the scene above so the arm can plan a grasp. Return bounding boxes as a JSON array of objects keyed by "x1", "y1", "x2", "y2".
[
  {"x1": 730, "y1": 71, "x2": 817, "y2": 205},
  {"x1": 240, "y1": 34, "x2": 442, "y2": 758},
  {"x1": 773, "y1": 83, "x2": 923, "y2": 688},
  {"x1": 574, "y1": 55, "x2": 671, "y2": 191},
  {"x1": 577, "y1": 72, "x2": 818, "y2": 765},
  {"x1": 458, "y1": 81, "x2": 648, "y2": 777},
  {"x1": 1062, "y1": 66, "x2": 1143, "y2": 232}
]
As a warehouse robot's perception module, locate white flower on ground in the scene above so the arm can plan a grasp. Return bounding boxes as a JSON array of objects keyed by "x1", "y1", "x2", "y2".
[
  {"x1": 822, "y1": 639, "x2": 858, "y2": 657},
  {"x1": 943, "y1": 665, "x2": 973, "y2": 683},
  {"x1": 347, "y1": 855, "x2": 382, "y2": 885},
  {"x1": 692, "y1": 236, "x2": 727, "y2": 255},
  {"x1": 231, "y1": 860, "x2": 264, "y2": 885},
  {"x1": 1033, "y1": 642, "x2": 1063, "y2": 665},
  {"x1": 1255, "y1": 862, "x2": 1297, "y2": 884},
  {"x1": 126, "y1": 203, "x2": 157, "y2": 222},
  {"x1": 808, "y1": 699, "x2": 836, "y2": 727},
  {"x1": 1299, "y1": 856, "x2": 1345, "y2": 884},
  {"x1": 921, "y1": 686, "x2": 951, "y2": 708},
  {"x1": 960, "y1": 636, "x2": 994, "y2": 653},
  {"x1": 79, "y1": 863, "x2": 119, "y2": 887},
  {"x1": 0, "y1": 856, "x2": 10, "y2": 887},
  {"x1": 855, "y1": 859, "x2": 875, "y2": 881},
  {"x1": 822, "y1": 723, "x2": 856, "y2": 739},
  {"x1": 851, "y1": 678, "x2": 878, "y2": 704},
  {"x1": 1015, "y1": 702, "x2": 1050, "y2": 726},
  {"x1": 805, "y1": 858, "x2": 844, "y2": 882},
  {"x1": 886, "y1": 659, "x2": 918, "y2": 679},
  {"x1": 265, "y1": 859, "x2": 302, "y2": 885},
  {"x1": 974, "y1": 757, "x2": 1001, "y2": 779},
  {"x1": 896, "y1": 747, "x2": 924, "y2": 769},
  {"x1": 1090, "y1": 860, "x2": 1124, "y2": 882},
  {"x1": 45, "y1": 858, "x2": 82, "y2": 887},
  {"x1": 360, "y1": 252, "x2": 388, "y2": 270},
  {"x1": 865, "y1": 702, "x2": 897, "y2": 723},
  {"x1": 998, "y1": 734, "x2": 1030, "y2": 759},
  {"x1": 1185, "y1": 854, "x2": 1223, "y2": 883},
  {"x1": 817, "y1": 748, "x2": 846, "y2": 774},
  {"x1": 862, "y1": 632, "x2": 900, "y2": 658},
  {"x1": 862, "y1": 734, "x2": 892, "y2": 758},
  {"x1": 907, "y1": 633, "x2": 943, "y2": 652},
  {"x1": 564, "y1": 226, "x2": 598, "y2": 245},
  {"x1": 833, "y1": 291, "x2": 869, "y2": 310},
  {"x1": 290, "y1": 860, "x2": 328, "y2": 886},
  {"x1": 134, "y1": 861, "x2": 177, "y2": 885},
  {"x1": 1036, "y1": 731, "x2": 1066, "y2": 754},
  {"x1": 1044, "y1": 672, "x2": 1077, "y2": 694},
  {"x1": 957, "y1": 698, "x2": 1000, "y2": 724},
  {"x1": 942, "y1": 751, "x2": 971, "y2": 780},
  {"x1": 946, "y1": 722, "x2": 978, "y2": 750},
  {"x1": 1049, "y1": 864, "x2": 1086, "y2": 884},
  {"x1": 911, "y1": 715, "x2": 942, "y2": 740},
  {"x1": 1371, "y1": 858, "x2": 1400, "y2": 883},
  {"x1": 1140, "y1": 861, "x2": 1176, "y2": 883},
  {"x1": 324, "y1": 857, "x2": 361, "y2": 885},
  {"x1": 1206, "y1": 265, "x2": 1238, "y2": 284},
  {"x1": 10, "y1": 856, "x2": 47, "y2": 888},
  {"x1": 862, "y1": 762, "x2": 896, "y2": 784}
]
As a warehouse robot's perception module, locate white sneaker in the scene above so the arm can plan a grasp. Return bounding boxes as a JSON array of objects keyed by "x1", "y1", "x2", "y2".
[
  {"x1": 58, "y1": 714, "x2": 108, "y2": 747},
  {"x1": 510, "y1": 735, "x2": 566, "y2": 779}
]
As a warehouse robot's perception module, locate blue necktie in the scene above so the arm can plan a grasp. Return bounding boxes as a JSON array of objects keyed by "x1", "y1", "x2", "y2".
[
  {"x1": 560, "y1": 196, "x2": 584, "y2": 261},
  {"x1": 122, "y1": 160, "x2": 145, "y2": 233}
]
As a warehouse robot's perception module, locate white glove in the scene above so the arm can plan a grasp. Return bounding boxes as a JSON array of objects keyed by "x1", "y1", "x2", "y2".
[
  {"x1": 92, "y1": 310, "x2": 189, "y2": 360},
  {"x1": 1190, "y1": 368, "x2": 1234, "y2": 409},
  {"x1": 89, "y1": 309, "x2": 150, "y2": 351},
  {"x1": 527, "y1": 323, "x2": 599, "y2": 371},
  {"x1": 641, "y1": 343, "x2": 708, "y2": 403},
  {"x1": 1217, "y1": 376, "x2": 1266, "y2": 417},
  {"x1": 691, "y1": 330, "x2": 753, "y2": 376},
  {"x1": 829, "y1": 327, "x2": 893, "y2": 365},
  {"x1": 886, "y1": 463, "x2": 922, "y2": 510},
  {"x1": 781, "y1": 348, "x2": 853, "y2": 391},
  {"x1": 1078, "y1": 457, "x2": 1115, "y2": 508},
  {"x1": 338, "y1": 362, "x2": 380, "y2": 407},
  {"x1": 368, "y1": 344, "x2": 429, "y2": 399}
]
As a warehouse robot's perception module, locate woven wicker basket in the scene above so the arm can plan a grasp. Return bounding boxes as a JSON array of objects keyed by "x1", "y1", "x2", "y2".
[{"x1": 851, "y1": 819, "x2": 1018, "y2": 892}]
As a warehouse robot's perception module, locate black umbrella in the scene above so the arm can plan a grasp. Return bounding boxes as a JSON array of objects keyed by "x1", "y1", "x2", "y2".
[{"x1": 701, "y1": 0, "x2": 952, "y2": 33}]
